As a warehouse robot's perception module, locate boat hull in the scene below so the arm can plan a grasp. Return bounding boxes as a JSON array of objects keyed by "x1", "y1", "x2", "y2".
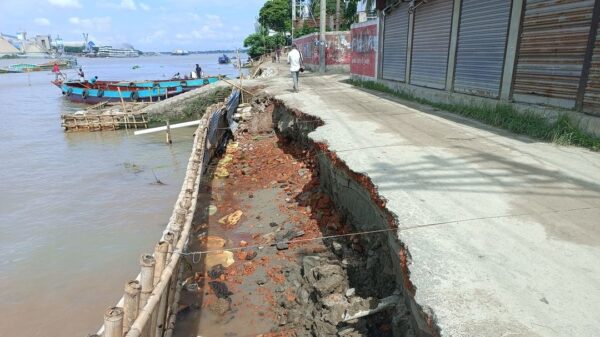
[
  {"x1": 59, "y1": 82, "x2": 183, "y2": 104},
  {"x1": 111, "y1": 77, "x2": 220, "y2": 91}
]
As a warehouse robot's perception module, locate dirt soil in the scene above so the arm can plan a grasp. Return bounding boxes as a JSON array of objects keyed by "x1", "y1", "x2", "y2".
[{"x1": 173, "y1": 122, "x2": 397, "y2": 337}]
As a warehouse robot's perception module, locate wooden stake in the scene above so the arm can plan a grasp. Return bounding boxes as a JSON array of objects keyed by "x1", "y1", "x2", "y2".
[
  {"x1": 219, "y1": 77, "x2": 254, "y2": 96},
  {"x1": 123, "y1": 280, "x2": 141, "y2": 335},
  {"x1": 117, "y1": 87, "x2": 128, "y2": 131},
  {"x1": 165, "y1": 119, "x2": 172, "y2": 144},
  {"x1": 237, "y1": 48, "x2": 244, "y2": 102},
  {"x1": 103, "y1": 307, "x2": 124, "y2": 337}
]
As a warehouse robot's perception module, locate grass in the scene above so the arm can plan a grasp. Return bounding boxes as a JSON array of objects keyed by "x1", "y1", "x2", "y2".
[
  {"x1": 148, "y1": 86, "x2": 232, "y2": 126},
  {"x1": 345, "y1": 79, "x2": 600, "y2": 152}
]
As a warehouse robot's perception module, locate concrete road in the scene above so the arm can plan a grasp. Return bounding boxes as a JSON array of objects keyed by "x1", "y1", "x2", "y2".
[{"x1": 260, "y1": 66, "x2": 600, "y2": 337}]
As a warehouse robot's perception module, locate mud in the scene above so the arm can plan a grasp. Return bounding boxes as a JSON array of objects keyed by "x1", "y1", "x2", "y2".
[{"x1": 172, "y1": 94, "x2": 420, "y2": 337}]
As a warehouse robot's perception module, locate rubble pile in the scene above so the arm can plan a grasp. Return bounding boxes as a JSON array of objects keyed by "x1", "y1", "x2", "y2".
[{"x1": 175, "y1": 99, "x2": 405, "y2": 337}]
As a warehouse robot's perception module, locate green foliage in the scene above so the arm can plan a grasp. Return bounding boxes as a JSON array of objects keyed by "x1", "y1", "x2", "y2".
[
  {"x1": 296, "y1": 21, "x2": 319, "y2": 36},
  {"x1": 342, "y1": 0, "x2": 360, "y2": 30},
  {"x1": 148, "y1": 87, "x2": 232, "y2": 126},
  {"x1": 259, "y1": 0, "x2": 292, "y2": 32},
  {"x1": 346, "y1": 79, "x2": 600, "y2": 152},
  {"x1": 244, "y1": 32, "x2": 286, "y2": 59},
  {"x1": 311, "y1": 0, "x2": 339, "y2": 15}
]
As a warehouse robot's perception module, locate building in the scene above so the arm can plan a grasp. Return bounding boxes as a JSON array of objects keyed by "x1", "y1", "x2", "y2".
[
  {"x1": 354, "y1": 0, "x2": 600, "y2": 123},
  {"x1": 0, "y1": 36, "x2": 19, "y2": 57},
  {"x1": 97, "y1": 45, "x2": 139, "y2": 58}
]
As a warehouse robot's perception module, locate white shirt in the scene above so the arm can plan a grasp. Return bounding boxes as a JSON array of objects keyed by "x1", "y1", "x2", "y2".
[{"x1": 288, "y1": 49, "x2": 303, "y2": 72}]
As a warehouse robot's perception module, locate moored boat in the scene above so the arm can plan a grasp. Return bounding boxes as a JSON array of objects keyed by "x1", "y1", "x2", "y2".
[
  {"x1": 218, "y1": 54, "x2": 231, "y2": 64},
  {"x1": 53, "y1": 81, "x2": 183, "y2": 104},
  {"x1": 111, "y1": 76, "x2": 221, "y2": 92}
]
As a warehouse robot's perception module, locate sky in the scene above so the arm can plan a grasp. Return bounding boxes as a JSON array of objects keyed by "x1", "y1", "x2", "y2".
[{"x1": 0, "y1": 0, "x2": 266, "y2": 51}]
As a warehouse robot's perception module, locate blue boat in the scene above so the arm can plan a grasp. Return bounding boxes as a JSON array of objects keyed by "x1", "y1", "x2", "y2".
[
  {"x1": 114, "y1": 76, "x2": 221, "y2": 92},
  {"x1": 218, "y1": 54, "x2": 231, "y2": 64},
  {"x1": 53, "y1": 81, "x2": 183, "y2": 104}
]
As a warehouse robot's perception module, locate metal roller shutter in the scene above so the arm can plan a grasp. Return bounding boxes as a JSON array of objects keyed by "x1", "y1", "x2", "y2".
[
  {"x1": 583, "y1": 25, "x2": 600, "y2": 116},
  {"x1": 514, "y1": 0, "x2": 595, "y2": 108},
  {"x1": 382, "y1": 3, "x2": 409, "y2": 81},
  {"x1": 454, "y1": 0, "x2": 512, "y2": 97},
  {"x1": 410, "y1": 0, "x2": 454, "y2": 89}
]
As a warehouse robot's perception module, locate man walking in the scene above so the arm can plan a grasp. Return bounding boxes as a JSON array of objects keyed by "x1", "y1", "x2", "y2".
[{"x1": 287, "y1": 44, "x2": 303, "y2": 92}]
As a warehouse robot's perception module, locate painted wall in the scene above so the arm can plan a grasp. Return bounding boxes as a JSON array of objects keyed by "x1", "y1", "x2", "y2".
[
  {"x1": 294, "y1": 31, "x2": 352, "y2": 70},
  {"x1": 351, "y1": 20, "x2": 378, "y2": 78}
]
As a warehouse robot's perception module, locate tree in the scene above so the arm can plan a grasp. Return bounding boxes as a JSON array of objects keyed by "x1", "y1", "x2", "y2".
[
  {"x1": 244, "y1": 30, "x2": 286, "y2": 59},
  {"x1": 259, "y1": 0, "x2": 292, "y2": 33}
]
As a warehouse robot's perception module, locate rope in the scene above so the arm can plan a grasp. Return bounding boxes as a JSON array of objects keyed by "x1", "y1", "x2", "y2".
[{"x1": 171, "y1": 227, "x2": 398, "y2": 258}]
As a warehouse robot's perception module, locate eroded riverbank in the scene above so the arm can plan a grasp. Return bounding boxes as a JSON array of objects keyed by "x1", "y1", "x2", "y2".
[{"x1": 172, "y1": 95, "x2": 416, "y2": 337}]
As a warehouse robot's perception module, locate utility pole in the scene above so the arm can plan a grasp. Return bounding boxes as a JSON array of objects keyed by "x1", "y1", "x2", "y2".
[
  {"x1": 335, "y1": 0, "x2": 341, "y2": 31},
  {"x1": 319, "y1": 0, "x2": 326, "y2": 73},
  {"x1": 292, "y1": 0, "x2": 296, "y2": 41}
]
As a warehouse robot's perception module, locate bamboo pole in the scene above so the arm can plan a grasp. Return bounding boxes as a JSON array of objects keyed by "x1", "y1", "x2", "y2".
[
  {"x1": 237, "y1": 48, "x2": 244, "y2": 102},
  {"x1": 163, "y1": 262, "x2": 184, "y2": 337},
  {"x1": 154, "y1": 291, "x2": 169, "y2": 337},
  {"x1": 165, "y1": 119, "x2": 172, "y2": 144},
  {"x1": 123, "y1": 280, "x2": 141, "y2": 335},
  {"x1": 139, "y1": 254, "x2": 156, "y2": 310},
  {"x1": 104, "y1": 307, "x2": 124, "y2": 337},
  {"x1": 117, "y1": 87, "x2": 128, "y2": 131},
  {"x1": 149, "y1": 241, "x2": 168, "y2": 337},
  {"x1": 219, "y1": 76, "x2": 254, "y2": 96},
  {"x1": 153, "y1": 242, "x2": 169, "y2": 286},
  {"x1": 125, "y1": 124, "x2": 207, "y2": 337}
]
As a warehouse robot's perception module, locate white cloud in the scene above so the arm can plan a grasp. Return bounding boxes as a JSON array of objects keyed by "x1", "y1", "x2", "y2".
[
  {"x1": 34, "y1": 17, "x2": 51, "y2": 26},
  {"x1": 141, "y1": 29, "x2": 165, "y2": 43},
  {"x1": 98, "y1": 0, "x2": 138, "y2": 10},
  {"x1": 68, "y1": 16, "x2": 112, "y2": 32},
  {"x1": 120, "y1": 0, "x2": 136, "y2": 10},
  {"x1": 48, "y1": 0, "x2": 81, "y2": 8},
  {"x1": 139, "y1": 2, "x2": 150, "y2": 11},
  {"x1": 171, "y1": 14, "x2": 246, "y2": 45}
]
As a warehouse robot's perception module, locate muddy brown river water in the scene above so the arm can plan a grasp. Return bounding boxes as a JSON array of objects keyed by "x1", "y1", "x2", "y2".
[{"x1": 0, "y1": 55, "x2": 244, "y2": 337}]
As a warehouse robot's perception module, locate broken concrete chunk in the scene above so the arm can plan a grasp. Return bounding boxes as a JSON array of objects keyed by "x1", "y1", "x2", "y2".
[
  {"x1": 276, "y1": 242, "x2": 289, "y2": 250},
  {"x1": 205, "y1": 250, "x2": 234, "y2": 269},
  {"x1": 208, "y1": 297, "x2": 231, "y2": 315},
  {"x1": 311, "y1": 264, "x2": 347, "y2": 297}
]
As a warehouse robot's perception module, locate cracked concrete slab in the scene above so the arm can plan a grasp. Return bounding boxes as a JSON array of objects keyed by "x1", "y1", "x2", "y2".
[{"x1": 252, "y1": 65, "x2": 600, "y2": 336}]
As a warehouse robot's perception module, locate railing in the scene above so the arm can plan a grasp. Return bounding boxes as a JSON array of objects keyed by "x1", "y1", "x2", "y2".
[{"x1": 92, "y1": 89, "x2": 240, "y2": 337}]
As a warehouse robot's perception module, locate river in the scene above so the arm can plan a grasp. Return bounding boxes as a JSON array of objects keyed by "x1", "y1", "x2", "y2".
[{"x1": 0, "y1": 53, "x2": 245, "y2": 337}]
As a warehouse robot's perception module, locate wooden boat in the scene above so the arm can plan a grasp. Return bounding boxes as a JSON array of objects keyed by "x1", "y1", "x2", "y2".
[
  {"x1": 111, "y1": 76, "x2": 221, "y2": 92},
  {"x1": 38, "y1": 59, "x2": 78, "y2": 70},
  {"x1": 2, "y1": 59, "x2": 77, "y2": 74},
  {"x1": 53, "y1": 81, "x2": 183, "y2": 104},
  {"x1": 7, "y1": 63, "x2": 41, "y2": 72}
]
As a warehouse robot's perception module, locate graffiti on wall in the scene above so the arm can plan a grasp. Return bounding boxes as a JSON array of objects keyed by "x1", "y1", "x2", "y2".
[
  {"x1": 294, "y1": 32, "x2": 352, "y2": 66},
  {"x1": 351, "y1": 22, "x2": 378, "y2": 77}
]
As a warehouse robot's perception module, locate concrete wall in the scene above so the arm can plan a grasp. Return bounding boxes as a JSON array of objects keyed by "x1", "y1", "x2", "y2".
[
  {"x1": 350, "y1": 20, "x2": 378, "y2": 79},
  {"x1": 294, "y1": 31, "x2": 352, "y2": 72}
]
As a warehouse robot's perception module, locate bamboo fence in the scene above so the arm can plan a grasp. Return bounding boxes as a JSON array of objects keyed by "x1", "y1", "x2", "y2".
[{"x1": 92, "y1": 99, "x2": 229, "y2": 337}]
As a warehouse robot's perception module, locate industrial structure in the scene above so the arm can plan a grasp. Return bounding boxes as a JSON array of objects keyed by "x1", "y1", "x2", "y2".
[
  {"x1": 0, "y1": 32, "x2": 56, "y2": 57},
  {"x1": 351, "y1": 0, "x2": 600, "y2": 118}
]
